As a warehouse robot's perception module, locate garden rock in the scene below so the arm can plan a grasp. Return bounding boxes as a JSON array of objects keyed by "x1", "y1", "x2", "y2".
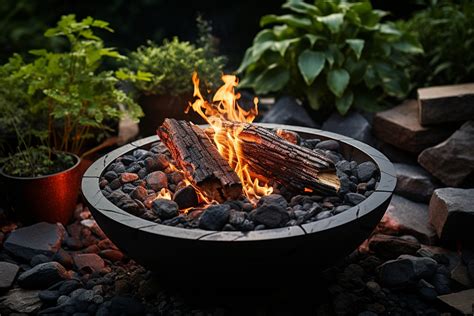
[
  {"x1": 418, "y1": 120, "x2": 474, "y2": 186},
  {"x1": 73, "y1": 253, "x2": 105, "y2": 274},
  {"x1": 198, "y1": 205, "x2": 231, "y2": 231},
  {"x1": 257, "y1": 194, "x2": 288, "y2": 209},
  {"x1": 251, "y1": 204, "x2": 290, "y2": 228},
  {"x1": 18, "y1": 262, "x2": 70, "y2": 289},
  {"x1": 428, "y1": 188, "x2": 474, "y2": 242},
  {"x1": 152, "y1": 199, "x2": 179, "y2": 219},
  {"x1": 146, "y1": 171, "x2": 168, "y2": 191},
  {"x1": 377, "y1": 255, "x2": 437, "y2": 287},
  {"x1": 0, "y1": 288, "x2": 42, "y2": 313},
  {"x1": 0, "y1": 261, "x2": 19, "y2": 290},
  {"x1": 368, "y1": 234, "x2": 420, "y2": 259},
  {"x1": 260, "y1": 96, "x2": 318, "y2": 128},
  {"x1": 437, "y1": 289, "x2": 474, "y2": 315},
  {"x1": 4, "y1": 222, "x2": 66, "y2": 261},
  {"x1": 394, "y1": 163, "x2": 437, "y2": 202},
  {"x1": 322, "y1": 111, "x2": 374, "y2": 144},
  {"x1": 173, "y1": 186, "x2": 199, "y2": 209},
  {"x1": 356, "y1": 161, "x2": 377, "y2": 182}
]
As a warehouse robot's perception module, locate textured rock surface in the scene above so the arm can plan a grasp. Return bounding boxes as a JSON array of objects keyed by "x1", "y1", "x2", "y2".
[
  {"x1": 18, "y1": 262, "x2": 70, "y2": 289},
  {"x1": 0, "y1": 288, "x2": 42, "y2": 313},
  {"x1": 437, "y1": 289, "x2": 474, "y2": 315},
  {"x1": 418, "y1": 121, "x2": 474, "y2": 186},
  {"x1": 0, "y1": 261, "x2": 19, "y2": 290},
  {"x1": 377, "y1": 255, "x2": 437, "y2": 287},
  {"x1": 429, "y1": 188, "x2": 474, "y2": 242},
  {"x1": 368, "y1": 234, "x2": 420, "y2": 260},
  {"x1": 73, "y1": 253, "x2": 105, "y2": 274},
  {"x1": 394, "y1": 163, "x2": 437, "y2": 202},
  {"x1": 322, "y1": 111, "x2": 374, "y2": 144},
  {"x1": 260, "y1": 96, "x2": 318, "y2": 128},
  {"x1": 4, "y1": 222, "x2": 65, "y2": 261}
]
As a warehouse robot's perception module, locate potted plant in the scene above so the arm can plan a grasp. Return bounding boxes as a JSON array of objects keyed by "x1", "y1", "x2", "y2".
[
  {"x1": 118, "y1": 17, "x2": 226, "y2": 136},
  {"x1": 0, "y1": 15, "x2": 142, "y2": 224},
  {"x1": 237, "y1": 0, "x2": 423, "y2": 118}
]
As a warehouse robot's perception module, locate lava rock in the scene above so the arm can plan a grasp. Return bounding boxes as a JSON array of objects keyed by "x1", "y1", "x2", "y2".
[
  {"x1": 334, "y1": 205, "x2": 351, "y2": 214},
  {"x1": 394, "y1": 163, "x2": 437, "y2": 202},
  {"x1": 429, "y1": 188, "x2": 474, "y2": 242},
  {"x1": 120, "y1": 172, "x2": 139, "y2": 183},
  {"x1": 199, "y1": 205, "x2": 231, "y2": 231},
  {"x1": 322, "y1": 111, "x2": 374, "y2": 144},
  {"x1": 173, "y1": 186, "x2": 199, "y2": 209},
  {"x1": 152, "y1": 199, "x2": 179, "y2": 220},
  {"x1": 39, "y1": 290, "x2": 60, "y2": 304},
  {"x1": 251, "y1": 204, "x2": 290, "y2": 228},
  {"x1": 336, "y1": 160, "x2": 352, "y2": 176},
  {"x1": 146, "y1": 171, "x2": 168, "y2": 191},
  {"x1": 377, "y1": 255, "x2": 437, "y2": 287},
  {"x1": 356, "y1": 161, "x2": 377, "y2": 182},
  {"x1": 0, "y1": 261, "x2": 19, "y2": 290},
  {"x1": 58, "y1": 279, "x2": 81, "y2": 295},
  {"x1": 228, "y1": 210, "x2": 246, "y2": 227},
  {"x1": 18, "y1": 262, "x2": 70, "y2": 289},
  {"x1": 257, "y1": 194, "x2": 288, "y2": 209},
  {"x1": 344, "y1": 193, "x2": 366, "y2": 206},
  {"x1": 368, "y1": 234, "x2": 421, "y2": 259},
  {"x1": 0, "y1": 288, "x2": 42, "y2": 313},
  {"x1": 418, "y1": 120, "x2": 474, "y2": 186},
  {"x1": 131, "y1": 186, "x2": 148, "y2": 202},
  {"x1": 315, "y1": 140, "x2": 340, "y2": 152},
  {"x1": 103, "y1": 171, "x2": 118, "y2": 182},
  {"x1": 30, "y1": 254, "x2": 51, "y2": 266},
  {"x1": 260, "y1": 96, "x2": 318, "y2": 128},
  {"x1": 73, "y1": 253, "x2": 105, "y2": 274},
  {"x1": 4, "y1": 222, "x2": 66, "y2": 261}
]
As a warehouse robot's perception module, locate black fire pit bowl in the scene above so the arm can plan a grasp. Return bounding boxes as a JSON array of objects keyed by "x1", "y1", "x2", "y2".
[{"x1": 82, "y1": 124, "x2": 396, "y2": 289}]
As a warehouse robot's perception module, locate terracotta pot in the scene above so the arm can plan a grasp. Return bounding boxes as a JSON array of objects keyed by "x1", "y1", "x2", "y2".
[
  {"x1": 138, "y1": 94, "x2": 206, "y2": 136},
  {"x1": 0, "y1": 153, "x2": 82, "y2": 225}
]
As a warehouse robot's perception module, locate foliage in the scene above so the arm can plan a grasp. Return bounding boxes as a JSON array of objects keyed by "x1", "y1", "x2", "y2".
[
  {"x1": 238, "y1": 0, "x2": 423, "y2": 115},
  {"x1": 399, "y1": 0, "x2": 474, "y2": 87},
  {"x1": 0, "y1": 15, "x2": 142, "y2": 176},
  {"x1": 119, "y1": 17, "x2": 226, "y2": 97}
]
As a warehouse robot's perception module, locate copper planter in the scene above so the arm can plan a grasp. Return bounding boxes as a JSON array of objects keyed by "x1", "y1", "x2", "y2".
[{"x1": 0, "y1": 153, "x2": 82, "y2": 225}]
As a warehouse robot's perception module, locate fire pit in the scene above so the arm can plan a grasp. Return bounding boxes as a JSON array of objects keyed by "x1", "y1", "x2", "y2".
[{"x1": 82, "y1": 123, "x2": 396, "y2": 287}]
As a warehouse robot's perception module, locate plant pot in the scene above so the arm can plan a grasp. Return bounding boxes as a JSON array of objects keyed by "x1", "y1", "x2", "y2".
[
  {"x1": 138, "y1": 94, "x2": 206, "y2": 136},
  {"x1": 0, "y1": 153, "x2": 82, "y2": 225}
]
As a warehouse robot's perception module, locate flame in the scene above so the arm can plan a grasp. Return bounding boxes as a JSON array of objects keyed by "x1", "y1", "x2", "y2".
[
  {"x1": 168, "y1": 163, "x2": 215, "y2": 205},
  {"x1": 156, "y1": 188, "x2": 172, "y2": 200},
  {"x1": 187, "y1": 72, "x2": 273, "y2": 203}
]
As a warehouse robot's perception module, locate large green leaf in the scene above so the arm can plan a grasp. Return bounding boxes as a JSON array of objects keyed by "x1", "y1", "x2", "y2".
[
  {"x1": 282, "y1": 1, "x2": 320, "y2": 15},
  {"x1": 297, "y1": 50, "x2": 325, "y2": 86},
  {"x1": 317, "y1": 13, "x2": 344, "y2": 33},
  {"x1": 253, "y1": 29, "x2": 276, "y2": 44},
  {"x1": 392, "y1": 40, "x2": 424, "y2": 54},
  {"x1": 260, "y1": 14, "x2": 312, "y2": 30},
  {"x1": 254, "y1": 64, "x2": 290, "y2": 95},
  {"x1": 305, "y1": 86, "x2": 321, "y2": 110},
  {"x1": 335, "y1": 90, "x2": 354, "y2": 115},
  {"x1": 345, "y1": 39, "x2": 365, "y2": 60},
  {"x1": 327, "y1": 68, "x2": 350, "y2": 97},
  {"x1": 272, "y1": 38, "x2": 300, "y2": 56},
  {"x1": 344, "y1": 57, "x2": 367, "y2": 83}
]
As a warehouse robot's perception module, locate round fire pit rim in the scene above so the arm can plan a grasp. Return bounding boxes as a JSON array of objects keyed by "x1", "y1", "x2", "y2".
[{"x1": 82, "y1": 123, "x2": 396, "y2": 242}]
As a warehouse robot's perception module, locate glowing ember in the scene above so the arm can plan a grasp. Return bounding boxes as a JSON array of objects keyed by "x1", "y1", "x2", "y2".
[{"x1": 187, "y1": 72, "x2": 273, "y2": 203}]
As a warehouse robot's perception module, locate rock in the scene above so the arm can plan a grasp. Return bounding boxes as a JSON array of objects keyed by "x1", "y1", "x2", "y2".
[
  {"x1": 373, "y1": 100, "x2": 455, "y2": 153},
  {"x1": 130, "y1": 186, "x2": 148, "y2": 202},
  {"x1": 344, "y1": 193, "x2": 366, "y2": 206},
  {"x1": 99, "y1": 249, "x2": 124, "y2": 262},
  {"x1": 73, "y1": 253, "x2": 105, "y2": 274},
  {"x1": 418, "y1": 121, "x2": 474, "y2": 186},
  {"x1": 315, "y1": 140, "x2": 340, "y2": 152},
  {"x1": 394, "y1": 163, "x2": 437, "y2": 202},
  {"x1": 257, "y1": 194, "x2": 288, "y2": 209},
  {"x1": 0, "y1": 261, "x2": 19, "y2": 290},
  {"x1": 252, "y1": 204, "x2": 290, "y2": 228},
  {"x1": 368, "y1": 234, "x2": 420, "y2": 259},
  {"x1": 451, "y1": 262, "x2": 473, "y2": 288},
  {"x1": 103, "y1": 171, "x2": 118, "y2": 182},
  {"x1": 151, "y1": 199, "x2": 179, "y2": 220},
  {"x1": 356, "y1": 161, "x2": 378, "y2": 182},
  {"x1": 0, "y1": 288, "x2": 41, "y2": 313},
  {"x1": 228, "y1": 210, "x2": 246, "y2": 227},
  {"x1": 38, "y1": 290, "x2": 60, "y2": 303},
  {"x1": 199, "y1": 205, "x2": 231, "y2": 231},
  {"x1": 432, "y1": 272, "x2": 451, "y2": 295},
  {"x1": 58, "y1": 279, "x2": 81, "y2": 295},
  {"x1": 4, "y1": 222, "x2": 66, "y2": 261},
  {"x1": 437, "y1": 289, "x2": 474, "y2": 315},
  {"x1": 53, "y1": 249, "x2": 73, "y2": 269},
  {"x1": 429, "y1": 188, "x2": 474, "y2": 242},
  {"x1": 417, "y1": 279, "x2": 437, "y2": 301},
  {"x1": 120, "y1": 172, "x2": 139, "y2": 183},
  {"x1": 173, "y1": 186, "x2": 199, "y2": 209},
  {"x1": 146, "y1": 171, "x2": 168, "y2": 191},
  {"x1": 322, "y1": 111, "x2": 374, "y2": 144},
  {"x1": 418, "y1": 83, "x2": 474, "y2": 125},
  {"x1": 260, "y1": 96, "x2": 318, "y2": 128},
  {"x1": 377, "y1": 195, "x2": 437, "y2": 245},
  {"x1": 377, "y1": 255, "x2": 437, "y2": 287},
  {"x1": 18, "y1": 262, "x2": 70, "y2": 289}
]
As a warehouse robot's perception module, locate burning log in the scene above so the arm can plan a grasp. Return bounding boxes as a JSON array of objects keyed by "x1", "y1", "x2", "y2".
[{"x1": 157, "y1": 119, "x2": 242, "y2": 203}]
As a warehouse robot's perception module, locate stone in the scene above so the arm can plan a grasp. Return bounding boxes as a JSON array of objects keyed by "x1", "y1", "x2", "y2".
[
  {"x1": 252, "y1": 204, "x2": 290, "y2": 228},
  {"x1": 38, "y1": 290, "x2": 60, "y2": 303},
  {"x1": 418, "y1": 121, "x2": 474, "y2": 186},
  {"x1": 146, "y1": 171, "x2": 168, "y2": 191},
  {"x1": 99, "y1": 249, "x2": 124, "y2": 262},
  {"x1": 257, "y1": 194, "x2": 288, "y2": 209},
  {"x1": 418, "y1": 83, "x2": 474, "y2": 125},
  {"x1": 260, "y1": 96, "x2": 318, "y2": 128},
  {"x1": 368, "y1": 234, "x2": 420, "y2": 259},
  {"x1": 429, "y1": 188, "x2": 474, "y2": 242},
  {"x1": 437, "y1": 289, "x2": 474, "y2": 315},
  {"x1": 228, "y1": 210, "x2": 246, "y2": 227},
  {"x1": 373, "y1": 100, "x2": 455, "y2": 153},
  {"x1": 344, "y1": 193, "x2": 366, "y2": 206},
  {"x1": 58, "y1": 279, "x2": 81, "y2": 295},
  {"x1": 377, "y1": 255, "x2": 437, "y2": 287},
  {"x1": 151, "y1": 199, "x2": 179, "y2": 220},
  {"x1": 356, "y1": 161, "x2": 378, "y2": 182},
  {"x1": 4, "y1": 222, "x2": 66, "y2": 261},
  {"x1": 120, "y1": 172, "x2": 139, "y2": 183},
  {"x1": 17, "y1": 262, "x2": 70, "y2": 289},
  {"x1": 377, "y1": 195, "x2": 437, "y2": 245},
  {"x1": 0, "y1": 261, "x2": 19, "y2": 290},
  {"x1": 432, "y1": 272, "x2": 451, "y2": 295},
  {"x1": 315, "y1": 140, "x2": 340, "y2": 152},
  {"x1": 199, "y1": 205, "x2": 231, "y2": 231},
  {"x1": 417, "y1": 279, "x2": 437, "y2": 301},
  {"x1": 73, "y1": 253, "x2": 105, "y2": 274},
  {"x1": 394, "y1": 163, "x2": 437, "y2": 202},
  {"x1": 173, "y1": 186, "x2": 199, "y2": 209},
  {"x1": 322, "y1": 111, "x2": 374, "y2": 144},
  {"x1": 0, "y1": 288, "x2": 41, "y2": 313},
  {"x1": 451, "y1": 262, "x2": 473, "y2": 288},
  {"x1": 103, "y1": 171, "x2": 118, "y2": 182},
  {"x1": 130, "y1": 186, "x2": 148, "y2": 202}
]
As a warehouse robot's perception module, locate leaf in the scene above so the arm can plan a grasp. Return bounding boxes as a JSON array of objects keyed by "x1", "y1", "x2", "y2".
[
  {"x1": 297, "y1": 50, "x2": 325, "y2": 86},
  {"x1": 335, "y1": 90, "x2": 354, "y2": 115},
  {"x1": 272, "y1": 38, "x2": 299, "y2": 56},
  {"x1": 317, "y1": 13, "x2": 344, "y2": 33},
  {"x1": 392, "y1": 40, "x2": 424, "y2": 54},
  {"x1": 364, "y1": 64, "x2": 378, "y2": 89},
  {"x1": 253, "y1": 29, "x2": 276, "y2": 45},
  {"x1": 302, "y1": 34, "x2": 323, "y2": 46},
  {"x1": 327, "y1": 68, "x2": 350, "y2": 97},
  {"x1": 254, "y1": 64, "x2": 290, "y2": 95},
  {"x1": 305, "y1": 87, "x2": 321, "y2": 110},
  {"x1": 260, "y1": 14, "x2": 312, "y2": 30},
  {"x1": 379, "y1": 24, "x2": 402, "y2": 36},
  {"x1": 282, "y1": 1, "x2": 320, "y2": 15},
  {"x1": 345, "y1": 39, "x2": 364, "y2": 59}
]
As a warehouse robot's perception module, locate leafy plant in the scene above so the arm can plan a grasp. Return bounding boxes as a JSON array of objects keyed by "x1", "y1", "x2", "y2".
[
  {"x1": 119, "y1": 17, "x2": 226, "y2": 97},
  {"x1": 238, "y1": 0, "x2": 423, "y2": 115},
  {"x1": 400, "y1": 0, "x2": 474, "y2": 87}
]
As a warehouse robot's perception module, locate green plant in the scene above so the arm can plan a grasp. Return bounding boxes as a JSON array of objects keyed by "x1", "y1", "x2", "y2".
[
  {"x1": 238, "y1": 0, "x2": 423, "y2": 115},
  {"x1": 400, "y1": 0, "x2": 474, "y2": 87},
  {"x1": 119, "y1": 18, "x2": 226, "y2": 96}
]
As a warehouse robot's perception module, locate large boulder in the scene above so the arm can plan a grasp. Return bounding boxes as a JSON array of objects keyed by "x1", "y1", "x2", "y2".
[
  {"x1": 322, "y1": 111, "x2": 374, "y2": 144},
  {"x1": 394, "y1": 163, "x2": 437, "y2": 202},
  {"x1": 418, "y1": 121, "x2": 474, "y2": 186},
  {"x1": 429, "y1": 188, "x2": 474, "y2": 242},
  {"x1": 260, "y1": 96, "x2": 318, "y2": 128}
]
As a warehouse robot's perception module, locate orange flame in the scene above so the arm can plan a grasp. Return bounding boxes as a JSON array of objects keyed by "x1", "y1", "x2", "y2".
[
  {"x1": 187, "y1": 72, "x2": 273, "y2": 203},
  {"x1": 156, "y1": 188, "x2": 172, "y2": 200}
]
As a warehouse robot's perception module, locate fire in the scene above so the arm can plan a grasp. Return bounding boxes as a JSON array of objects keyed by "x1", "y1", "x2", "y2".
[
  {"x1": 156, "y1": 188, "x2": 172, "y2": 200},
  {"x1": 187, "y1": 72, "x2": 273, "y2": 202}
]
